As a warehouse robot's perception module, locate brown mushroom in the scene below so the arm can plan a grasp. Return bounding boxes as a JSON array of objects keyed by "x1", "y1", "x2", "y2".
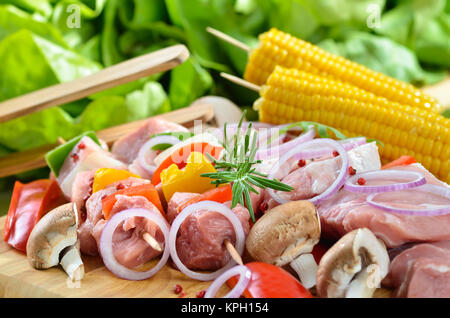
[
  {"x1": 316, "y1": 228, "x2": 389, "y2": 298},
  {"x1": 26, "y1": 203, "x2": 84, "y2": 281},
  {"x1": 245, "y1": 200, "x2": 321, "y2": 288}
]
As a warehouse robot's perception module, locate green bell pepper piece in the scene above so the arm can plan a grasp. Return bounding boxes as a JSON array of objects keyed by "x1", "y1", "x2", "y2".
[{"x1": 45, "y1": 131, "x2": 101, "y2": 177}]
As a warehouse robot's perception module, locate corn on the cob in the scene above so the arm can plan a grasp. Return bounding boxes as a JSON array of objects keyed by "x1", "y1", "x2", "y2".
[
  {"x1": 245, "y1": 28, "x2": 443, "y2": 113},
  {"x1": 254, "y1": 66, "x2": 450, "y2": 183}
]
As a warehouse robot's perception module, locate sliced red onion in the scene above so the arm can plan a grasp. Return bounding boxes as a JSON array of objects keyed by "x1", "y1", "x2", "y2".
[
  {"x1": 169, "y1": 201, "x2": 246, "y2": 281},
  {"x1": 366, "y1": 184, "x2": 450, "y2": 216},
  {"x1": 137, "y1": 135, "x2": 180, "y2": 176},
  {"x1": 291, "y1": 137, "x2": 366, "y2": 161},
  {"x1": 255, "y1": 127, "x2": 316, "y2": 160},
  {"x1": 344, "y1": 170, "x2": 427, "y2": 194},
  {"x1": 204, "y1": 265, "x2": 252, "y2": 298},
  {"x1": 99, "y1": 208, "x2": 170, "y2": 280},
  {"x1": 267, "y1": 139, "x2": 349, "y2": 205}
]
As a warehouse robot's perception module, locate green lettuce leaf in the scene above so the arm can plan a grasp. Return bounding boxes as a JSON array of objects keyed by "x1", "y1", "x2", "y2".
[
  {"x1": 125, "y1": 81, "x2": 171, "y2": 120},
  {"x1": 0, "y1": 4, "x2": 65, "y2": 45},
  {"x1": 317, "y1": 31, "x2": 446, "y2": 86},
  {"x1": 169, "y1": 57, "x2": 213, "y2": 109}
]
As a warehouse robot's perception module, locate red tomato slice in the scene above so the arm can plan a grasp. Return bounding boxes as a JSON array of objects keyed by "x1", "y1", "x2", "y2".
[
  {"x1": 3, "y1": 179, "x2": 66, "y2": 253},
  {"x1": 227, "y1": 262, "x2": 314, "y2": 298},
  {"x1": 176, "y1": 185, "x2": 233, "y2": 215},
  {"x1": 101, "y1": 183, "x2": 164, "y2": 219},
  {"x1": 151, "y1": 142, "x2": 223, "y2": 185}
]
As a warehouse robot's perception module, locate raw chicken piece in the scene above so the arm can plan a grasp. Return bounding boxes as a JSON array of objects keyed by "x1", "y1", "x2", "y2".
[
  {"x1": 166, "y1": 192, "x2": 199, "y2": 224},
  {"x1": 111, "y1": 117, "x2": 188, "y2": 164},
  {"x1": 317, "y1": 164, "x2": 450, "y2": 248},
  {"x1": 383, "y1": 241, "x2": 450, "y2": 289},
  {"x1": 262, "y1": 142, "x2": 381, "y2": 210},
  {"x1": 78, "y1": 177, "x2": 149, "y2": 256},
  {"x1": 394, "y1": 257, "x2": 450, "y2": 298},
  {"x1": 57, "y1": 136, "x2": 125, "y2": 198},
  {"x1": 71, "y1": 170, "x2": 95, "y2": 221},
  {"x1": 92, "y1": 195, "x2": 167, "y2": 269}
]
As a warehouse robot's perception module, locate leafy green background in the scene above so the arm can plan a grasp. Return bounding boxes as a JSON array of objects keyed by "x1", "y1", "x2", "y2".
[{"x1": 0, "y1": 0, "x2": 449, "y2": 214}]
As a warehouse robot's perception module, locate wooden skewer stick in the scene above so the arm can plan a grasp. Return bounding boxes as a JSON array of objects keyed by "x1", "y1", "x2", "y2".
[
  {"x1": 142, "y1": 233, "x2": 163, "y2": 252},
  {"x1": 0, "y1": 44, "x2": 189, "y2": 123},
  {"x1": 220, "y1": 73, "x2": 261, "y2": 92},
  {"x1": 224, "y1": 239, "x2": 243, "y2": 265},
  {"x1": 206, "y1": 27, "x2": 252, "y2": 53},
  {"x1": 57, "y1": 137, "x2": 67, "y2": 145}
]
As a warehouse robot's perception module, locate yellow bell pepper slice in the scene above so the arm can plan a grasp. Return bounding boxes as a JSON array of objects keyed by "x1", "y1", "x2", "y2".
[
  {"x1": 160, "y1": 152, "x2": 217, "y2": 201},
  {"x1": 92, "y1": 168, "x2": 141, "y2": 193}
]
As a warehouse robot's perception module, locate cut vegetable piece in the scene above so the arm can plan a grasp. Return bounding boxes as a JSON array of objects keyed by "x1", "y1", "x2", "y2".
[
  {"x1": 226, "y1": 262, "x2": 313, "y2": 298},
  {"x1": 102, "y1": 183, "x2": 164, "y2": 219},
  {"x1": 45, "y1": 131, "x2": 101, "y2": 177},
  {"x1": 152, "y1": 142, "x2": 223, "y2": 185},
  {"x1": 3, "y1": 179, "x2": 66, "y2": 253},
  {"x1": 92, "y1": 168, "x2": 141, "y2": 193}
]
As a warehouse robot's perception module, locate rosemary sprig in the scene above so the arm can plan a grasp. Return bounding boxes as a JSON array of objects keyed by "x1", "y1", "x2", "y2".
[{"x1": 201, "y1": 111, "x2": 294, "y2": 222}]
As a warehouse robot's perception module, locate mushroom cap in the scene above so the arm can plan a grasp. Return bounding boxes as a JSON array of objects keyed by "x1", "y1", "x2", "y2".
[
  {"x1": 245, "y1": 200, "x2": 321, "y2": 266},
  {"x1": 315, "y1": 228, "x2": 389, "y2": 298},
  {"x1": 26, "y1": 203, "x2": 78, "y2": 269}
]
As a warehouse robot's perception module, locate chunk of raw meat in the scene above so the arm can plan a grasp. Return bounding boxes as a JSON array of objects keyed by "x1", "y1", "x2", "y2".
[
  {"x1": 174, "y1": 200, "x2": 250, "y2": 271},
  {"x1": 382, "y1": 241, "x2": 450, "y2": 293},
  {"x1": 111, "y1": 117, "x2": 188, "y2": 164},
  {"x1": 71, "y1": 170, "x2": 95, "y2": 221},
  {"x1": 262, "y1": 142, "x2": 381, "y2": 210},
  {"x1": 166, "y1": 192, "x2": 200, "y2": 224},
  {"x1": 317, "y1": 164, "x2": 450, "y2": 248},
  {"x1": 394, "y1": 257, "x2": 450, "y2": 298},
  {"x1": 57, "y1": 136, "x2": 125, "y2": 198},
  {"x1": 92, "y1": 196, "x2": 167, "y2": 269},
  {"x1": 78, "y1": 177, "x2": 149, "y2": 256}
]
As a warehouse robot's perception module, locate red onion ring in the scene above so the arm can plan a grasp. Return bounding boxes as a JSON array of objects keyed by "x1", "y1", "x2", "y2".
[
  {"x1": 255, "y1": 127, "x2": 316, "y2": 160},
  {"x1": 344, "y1": 170, "x2": 427, "y2": 193},
  {"x1": 204, "y1": 265, "x2": 252, "y2": 298},
  {"x1": 99, "y1": 208, "x2": 170, "y2": 280},
  {"x1": 366, "y1": 184, "x2": 450, "y2": 216},
  {"x1": 168, "y1": 201, "x2": 245, "y2": 281},
  {"x1": 291, "y1": 137, "x2": 366, "y2": 160},
  {"x1": 137, "y1": 135, "x2": 180, "y2": 176},
  {"x1": 268, "y1": 138, "x2": 349, "y2": 205}
]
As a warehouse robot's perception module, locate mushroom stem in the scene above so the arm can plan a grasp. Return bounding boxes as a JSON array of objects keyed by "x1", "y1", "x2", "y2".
[
  {"x1": 60, "y1": 244, "x2": 84, "y2": 281},
  {"x1": 345, "y1": 264, "x2": 381, "y2": 298},
  {"x1": 290, "y1": 253, "x2": 318, "y2": 289},
  {"x1": 142, "y1": 232, "x2": 163, "y2": 252}
]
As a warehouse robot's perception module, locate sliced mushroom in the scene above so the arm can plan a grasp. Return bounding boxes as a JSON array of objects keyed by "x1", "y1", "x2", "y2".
[
  {"x1": 245, "y1": 200, "x2": 321, "y2": 289},
  {"x1": 316, "y1": 228, "x2": 389, "y2": 298},
  {"x1": 26, "y1": 203, "x2": 84, "y2": 281},
  {"x1": 60, "y1": 241, "x2": 84, "y2": 281}
]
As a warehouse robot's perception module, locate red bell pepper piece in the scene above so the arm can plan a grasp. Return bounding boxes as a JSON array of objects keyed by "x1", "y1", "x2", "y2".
[
  {"x1": 151, "y1": 142, "x2": 223, "y2": 185},
  {"x1": 382, "y1": 155, "x2": 416, "y2": 170},
  {"x1": 101, "y1": 183, "x2": 164, "y2": 220},
  {"x1": 176, "y1": 185, "x2": 233, "y2": 215},
  {"x1": 227, "y1": 262, "x2": 314, "y2": 298},
  {"x1": 3, "y1": 179, "x2": 66, "y2": 253}
]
